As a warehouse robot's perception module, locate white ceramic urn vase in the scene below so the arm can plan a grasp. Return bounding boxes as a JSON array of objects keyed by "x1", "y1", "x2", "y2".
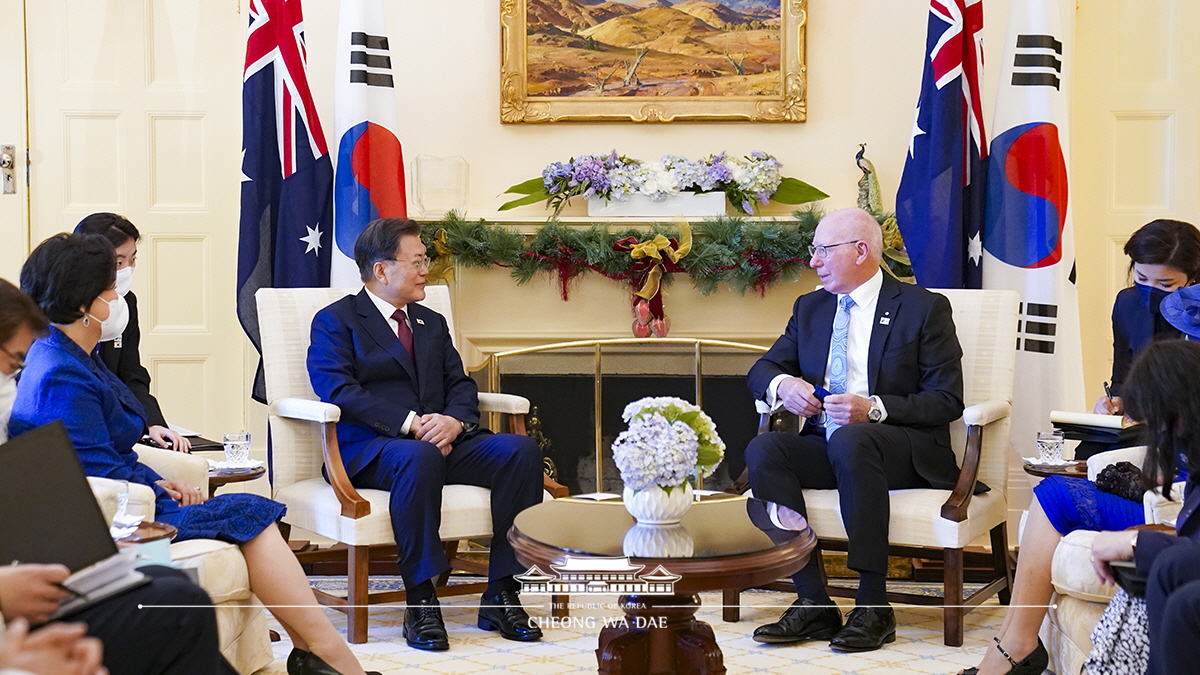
[{"x1": 621, "y1": 483, "x2": 694, "y2": 525}]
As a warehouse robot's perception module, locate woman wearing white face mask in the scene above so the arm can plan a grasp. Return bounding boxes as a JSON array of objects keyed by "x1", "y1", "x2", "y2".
[
  {"x1": 0, "y1": 279, "x2": 49, "y2": 444},
  {"x1": 10, "y1": 234, "x2": 375, "y2": 675},
  {"x1": 75, "y1": 212, "x2": 189, "y2": 452}
]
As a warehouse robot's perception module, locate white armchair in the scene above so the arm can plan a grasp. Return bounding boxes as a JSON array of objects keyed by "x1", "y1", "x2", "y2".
[
  {"x1": 729, "y1": 288, "x2": 1020, "y2": 646},
  {"x1": 88, "y1": 448, "x2": 273, "y2": 674},
  {"x1": 256, "y1": 285, "x2": 564, "y2": 643}
]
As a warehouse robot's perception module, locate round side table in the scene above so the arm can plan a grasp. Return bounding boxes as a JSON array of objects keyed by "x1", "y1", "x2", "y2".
[
  {"x1": 207, "y1": 464, "x2": 266, "y2": 497},
  {"x1": 1023, "y1": 460, "x2": 1088, "y2": 479},
  {"x1": 510, "y1": 495, "x2": 816, "y2": 675},
  {"x1": 116, "y1": 521, "x2": 178, "y2": 545}
]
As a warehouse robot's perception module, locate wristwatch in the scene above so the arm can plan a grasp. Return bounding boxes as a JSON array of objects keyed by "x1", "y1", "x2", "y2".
[
  {"x1": 867, "y1": 398, "x2": 884, "y2": 423},
  {"x1": 459, "y1": 421, "x2": 478, "y2": 435}
]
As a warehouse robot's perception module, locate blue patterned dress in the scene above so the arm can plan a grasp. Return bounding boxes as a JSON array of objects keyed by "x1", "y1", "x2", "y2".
[
  {"x1": 1035, "y1": 456, "x2": 1188, "y2": 536},
  {"x1": 8, "y1": 327, "x2": 284, "y2": 544},
  {"x1": 1035, "y1": 476, "x2": 1145, "y2": 535}
]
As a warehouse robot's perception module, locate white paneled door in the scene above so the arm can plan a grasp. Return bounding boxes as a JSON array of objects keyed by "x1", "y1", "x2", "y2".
[
  {"x1": 0, "y1": 0, "x2": 28, "y2": 280},
  {"x1": 1074, "y1": 0, "x2": 1200, "y2": 396},
  {"x1": 25, "y1": 1, "x2": 247, "y2": 436}
]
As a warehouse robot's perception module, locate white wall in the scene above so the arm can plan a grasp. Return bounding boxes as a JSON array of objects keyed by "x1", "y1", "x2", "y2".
[{"x1": 298, "y1": 0, "x2": 1013, "y2": 220}]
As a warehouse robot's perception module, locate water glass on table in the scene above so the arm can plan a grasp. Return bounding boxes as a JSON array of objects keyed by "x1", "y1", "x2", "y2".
[
  {"x1": 1036, "y1": 430, "x2": 1065, "y2": 464},
  {"x1": 222, "y1": 431, "x2": 251, "y2": 466}
]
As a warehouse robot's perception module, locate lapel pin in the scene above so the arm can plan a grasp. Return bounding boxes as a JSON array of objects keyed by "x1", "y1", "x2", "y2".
[
  {"x1": 879, "y1": 317, "x2": 891, "y2": 325},
  {"x1": 415, "y1": 318, "x2": 425, "y2": 325}
]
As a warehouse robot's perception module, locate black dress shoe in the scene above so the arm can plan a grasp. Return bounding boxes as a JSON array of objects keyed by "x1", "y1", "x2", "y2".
[
  {"x1": 829, "y1": 606, "x2": 896, "y2": 652},
  {"x1": 478, "y1": 590, "x2": 543, "y2": 641},
  {"x1": 404, "y1": 597, "x2": 450, "y2": 651},
  {"x1": 752, "y1": 598, "x2": 842, "y2": 644},
  {"x1": 295, "y1": 650, "x2": 381, "y2": 675}
]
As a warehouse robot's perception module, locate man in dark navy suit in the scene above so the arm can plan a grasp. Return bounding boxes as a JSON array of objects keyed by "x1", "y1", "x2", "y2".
[
  {"x1": 307, "y1": 218, "x2": 544, "y2": 651},
  {"x1": 745, "y1": 208, "x2": 965, "y2": 652}
]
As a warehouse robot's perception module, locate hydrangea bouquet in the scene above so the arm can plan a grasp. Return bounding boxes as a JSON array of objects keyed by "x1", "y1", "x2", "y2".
[
  {"x1": 611, "y1": 396, "x2": 726, "y2": 494},
  {"x1": 500, "y1": 151, "x2": 827, "y2": 216}
]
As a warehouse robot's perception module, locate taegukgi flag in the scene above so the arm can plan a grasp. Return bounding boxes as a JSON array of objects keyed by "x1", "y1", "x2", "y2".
[
  {"x1": 330, "y1": 0, "x2": 409, "y2": 288},
  {"x1": 983, "y1": 0, "x2": 1085, "y2": 455}
]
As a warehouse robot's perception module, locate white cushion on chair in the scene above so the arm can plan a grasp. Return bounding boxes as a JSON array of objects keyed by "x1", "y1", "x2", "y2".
[
  {"x1": 274, "y1": 478, "x2": 494, "y2": 546},
  {"x1": 170, "y1": 539, "x2": 254, "y2": 604},
  {"x1": 1051, "y1": 529, "x2": 1114, "y2": 603},
  {"x1": 800, "y1": 487, "x2": 1008, "y2": 549}
]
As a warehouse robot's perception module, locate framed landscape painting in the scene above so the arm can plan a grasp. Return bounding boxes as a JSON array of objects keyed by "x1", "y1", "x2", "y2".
[{"x1": 500, "y1": 0, "x2": 808, "y2": 123}]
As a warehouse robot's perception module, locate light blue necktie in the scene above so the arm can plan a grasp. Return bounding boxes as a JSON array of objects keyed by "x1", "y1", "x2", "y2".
[{"x1": 825, "y1": 294, "x2": 855, "y2": 440}]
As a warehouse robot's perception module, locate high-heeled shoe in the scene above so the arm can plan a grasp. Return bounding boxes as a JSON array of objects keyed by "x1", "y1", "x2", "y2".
[
  {"x1": 290, "y1": 649, "x2": 381, "y2": 675},
  {"x1": 956, "y1": 636, "x2": 1048, "y2": 675},
  {"x1": 286, "y1": 648, "x2": 309, "y2": 675}
]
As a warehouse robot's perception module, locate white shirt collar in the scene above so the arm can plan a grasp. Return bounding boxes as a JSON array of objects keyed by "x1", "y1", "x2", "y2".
[
  {"x1": 364, "y1": 286, "x2": 406, "y2": 323},
  {"x1": 842, "y1": 268, "x2": 884, "y2": 308}
]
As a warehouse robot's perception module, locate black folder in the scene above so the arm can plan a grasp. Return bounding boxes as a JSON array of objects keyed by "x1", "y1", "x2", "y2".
[{"x1": 0, "y1": 421, "x2": 120, "y2": 572}]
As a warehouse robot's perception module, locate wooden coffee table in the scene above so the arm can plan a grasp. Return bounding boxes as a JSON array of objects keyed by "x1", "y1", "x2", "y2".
[{"x1": 510, "y1": 495, "x2": 816, "y2": 675}]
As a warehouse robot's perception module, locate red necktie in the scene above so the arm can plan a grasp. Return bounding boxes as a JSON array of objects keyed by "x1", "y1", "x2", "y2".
[{"x1": 391, "y1": 308, "x2": 415, "y2": 365}]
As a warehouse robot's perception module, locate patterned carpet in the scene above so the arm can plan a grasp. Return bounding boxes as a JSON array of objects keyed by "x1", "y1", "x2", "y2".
[{"x1": 256, "y1": 577, "x2": 1007, "y2": 674}]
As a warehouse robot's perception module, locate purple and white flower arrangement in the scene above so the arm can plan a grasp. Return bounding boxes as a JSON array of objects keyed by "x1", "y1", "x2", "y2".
[
  {"x1": 611, "y1": 396, "x2": 726, "y2": 493},
  {"x1": 501, "y1": 152, "x2": 826, "y2": 216}
]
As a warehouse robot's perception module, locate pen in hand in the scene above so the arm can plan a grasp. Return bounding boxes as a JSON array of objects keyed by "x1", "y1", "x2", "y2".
[{"x1": 1103, "y1": 381, "x2": 1112, "y2": 401}]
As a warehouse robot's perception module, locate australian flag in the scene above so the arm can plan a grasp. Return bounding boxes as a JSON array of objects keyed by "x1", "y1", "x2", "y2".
[
  {"x1": 896, "y1": 0, "x2": 988, "y2": 289},
  {"x1": 236, "y1": 0, "x2": 333, "y2": 401}
]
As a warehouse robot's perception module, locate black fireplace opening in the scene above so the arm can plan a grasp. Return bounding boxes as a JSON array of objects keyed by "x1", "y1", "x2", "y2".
[{"x1": 493, "y1": 374, "x2": 757, "y2": 494}]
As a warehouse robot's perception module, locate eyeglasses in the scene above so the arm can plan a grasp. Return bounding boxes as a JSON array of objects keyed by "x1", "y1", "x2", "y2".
[
  {"x1": 808, "y1": 240, "x2": 861, "y2": 260},
  {"x1": 384, "y1": 256, "x2": 431, "y2": 271},
  {"x1": 0, "y1": 345, "x2": 24, "y2": 375}
]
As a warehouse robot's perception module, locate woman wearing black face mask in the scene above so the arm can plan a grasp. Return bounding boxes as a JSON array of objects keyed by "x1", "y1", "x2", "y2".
[{"x1": 1089, "y1": 220, "x2": 1200, "y2": 422}]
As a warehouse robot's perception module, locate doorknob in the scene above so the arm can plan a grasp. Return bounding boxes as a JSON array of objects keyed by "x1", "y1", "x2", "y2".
[{"x1": 0, "y1": 145, "x2": 14, "y2": 195}]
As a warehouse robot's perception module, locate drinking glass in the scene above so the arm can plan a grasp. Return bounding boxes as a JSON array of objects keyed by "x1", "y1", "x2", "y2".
[
  {"x1": 222, "y1": 431, "x2": 251, "y2": 466},
  {"x1": 1036, "y1": 430, "x2": 1065, "y2": 464}
]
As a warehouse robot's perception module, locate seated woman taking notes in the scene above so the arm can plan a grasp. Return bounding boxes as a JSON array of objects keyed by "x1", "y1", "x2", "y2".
[
  {"x1": 960, "y1": 297, "x2": 1200, "y2": 675},
  {"x1": 8, "y1": 233, "x2": 375, "y2": 675}
]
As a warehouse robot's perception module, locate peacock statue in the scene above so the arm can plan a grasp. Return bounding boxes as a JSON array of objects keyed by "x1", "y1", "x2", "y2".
[{"x1": 855, "y1": 144, "x2": 914, "y2": 283}]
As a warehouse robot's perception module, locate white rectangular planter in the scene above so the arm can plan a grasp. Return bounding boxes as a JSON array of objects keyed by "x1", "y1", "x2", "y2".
[{"x1": 587, "y1": 192, "x2": 727, "y2": 218}]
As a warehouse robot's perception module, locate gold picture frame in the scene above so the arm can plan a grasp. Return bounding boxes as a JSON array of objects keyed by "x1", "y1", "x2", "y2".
[{"x1": 500, "y1": 0, "x2": 808, "y2": 124}]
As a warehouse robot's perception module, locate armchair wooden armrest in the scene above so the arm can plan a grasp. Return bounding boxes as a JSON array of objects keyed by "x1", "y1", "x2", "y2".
[
  {"x1": 941, "y1": 425, "x2": 982, "y2": 522},
  {"x1": 940, "y1": 400, "x2": 1010, "y2": 522},
  {"x1": 268, "y1": 399, "x2": 367, "y2": 520}
]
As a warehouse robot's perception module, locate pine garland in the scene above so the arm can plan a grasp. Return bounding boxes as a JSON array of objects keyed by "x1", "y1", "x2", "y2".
[{"x1": 419, "y1": 206, "x2": 836, "y2": 298}]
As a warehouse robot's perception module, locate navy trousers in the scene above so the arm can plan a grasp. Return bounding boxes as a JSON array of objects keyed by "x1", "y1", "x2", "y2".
[
  {"x1": 350, "y1": 431, "x2": 544, "y2": 587},
  {"x1": 745, "y1": 424, "x2": 930, "y2": 580},
  {"x1": 1146, "y1": 543, "x2": 1200, "y2": 675},
  {"x1": 76, "y1": 565, "x2": 235, "y2": 675}
]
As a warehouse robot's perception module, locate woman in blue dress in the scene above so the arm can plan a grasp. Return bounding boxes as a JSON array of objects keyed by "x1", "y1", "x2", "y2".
[
  {"x1": 8, "y1": 234, "x2": 373, "y2": 675},
  {"x1": 959, "y1": 284, "x2": 1200, "y2": 675}
]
